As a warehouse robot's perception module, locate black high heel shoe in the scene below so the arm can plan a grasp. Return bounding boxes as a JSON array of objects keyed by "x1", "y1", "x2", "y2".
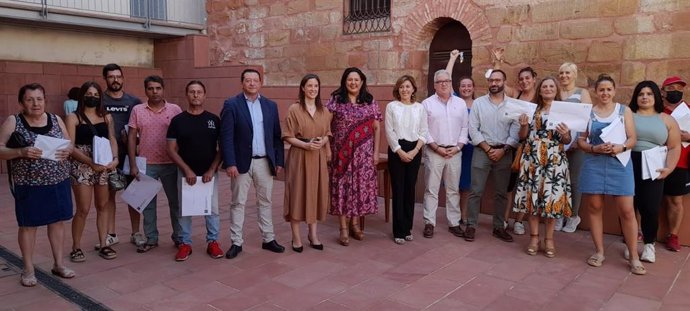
[
  {"x1": 292, "y1": 241, "x2": 303, "y2": 253},
  {"x1": 308, "y1": 237, "x2": 324, "y2": 251}
]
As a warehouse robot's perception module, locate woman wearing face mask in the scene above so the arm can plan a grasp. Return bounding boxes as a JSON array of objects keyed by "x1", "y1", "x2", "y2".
[
  {"x1": 66, "y1": 81, "x2": 119, "y2": 262},
  {"x1": 660, "y1": 75, "x2": 689, "y2": 252},
  {"x1": 327, "y1": 67, "x2": 381, "y2": 246},
  {"x1": 557, "y1": 62, "x2": 592, "y2": 234}
]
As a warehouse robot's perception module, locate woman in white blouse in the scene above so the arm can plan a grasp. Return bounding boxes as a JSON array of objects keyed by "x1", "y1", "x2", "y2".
[{"x1": 385, "y1": 75, "x2": 429, "y2": 244}]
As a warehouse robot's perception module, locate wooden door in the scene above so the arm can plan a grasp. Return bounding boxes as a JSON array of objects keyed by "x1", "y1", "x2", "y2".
[{"x1": 427, "y1": 20, "x2": 472, "y2": 96}]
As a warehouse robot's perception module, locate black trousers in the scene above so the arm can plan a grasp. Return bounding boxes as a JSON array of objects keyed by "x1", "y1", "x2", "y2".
[
  {"x1": 632, "y1": 151, "x2": 664, "y2": 244},
  {"x1": 388, "y1": 140, "x2": 422, "y2": 239}
]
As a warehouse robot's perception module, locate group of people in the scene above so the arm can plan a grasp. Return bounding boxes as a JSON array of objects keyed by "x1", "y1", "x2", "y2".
[{"x1": 1, "y1": 54, "x2": 687, "y2": 287}]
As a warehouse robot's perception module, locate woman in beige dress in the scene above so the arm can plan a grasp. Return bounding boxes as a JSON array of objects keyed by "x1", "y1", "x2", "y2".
[{"x1": 283, "y1": 74, "x2": 332, "y2": 252}]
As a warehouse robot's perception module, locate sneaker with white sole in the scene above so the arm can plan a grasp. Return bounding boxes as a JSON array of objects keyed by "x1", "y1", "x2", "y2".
[
  {"x1": 513, "y1": 222, "x2": 525, "y2": 235},
  {"x1": 562, "y1": 216, "x2": 581, "y2": 233},
  {"x1": 640, "y1": 243, "x2": 655, "y2": 263},
  {"x1": 94, "y1": 234, "x2": 119, "y2": 250},
  {"x1": 554, "y1": 218, "x2": 564, "y2": 231},
  {"x1": 130, "y1": 232, "x2": 146, "y2": 246}
]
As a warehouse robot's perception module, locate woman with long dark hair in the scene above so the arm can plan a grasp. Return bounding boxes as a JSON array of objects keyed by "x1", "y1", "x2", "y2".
[
  {"x1": 66, "y1": 81, "x2": 119, "y2": 261},
  {"x1": 283, "y1": 74, "x2": 332, "y2": 252},
  {"x1": 628, "y1": 80, "x2": 681, "y2": 263},
  {"x1": 327, "y1": 67, "x2": 382, "y2": 246}
]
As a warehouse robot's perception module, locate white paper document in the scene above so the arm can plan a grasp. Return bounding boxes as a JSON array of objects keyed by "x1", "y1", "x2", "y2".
[
  {"x1": 33, "y1": 134, "x2": 71, "y2": 161},
  {"x1": 642, "y1": 146, "x2": 668, "y2": 180},
  {"x1": 92, "y1": 136, "x2": 112, "y2": 166},
  {"x1": 502, "y1": 98, "x2": 538, "y2": 122},
  {"x1": 120, "y1": 174, "x2": 162, "y2": 214},
  {"x1": 670, "y1": 104, "x2": 690, "y2": 147},
  {"x1": 123, "y1": 156, "x2": 147, "y2": 175},
  {"x1": 181, "y1": 177, "x2": 215, "y2": 216},
  {"x1": 599, "y1": 117, "x2": 631, "y2": 166},
  {"x1": 545, "y1": 101, "x2": 593, "y2": 132}
]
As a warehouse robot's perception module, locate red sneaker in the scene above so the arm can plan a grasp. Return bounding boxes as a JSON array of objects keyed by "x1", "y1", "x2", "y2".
[
  {"x1": 207, "y1": 241, "x2": 223, "y2": 259},
  {"x1": 666, "y1": 234, "x2": 681, "y2": 252},
  {"x1": 175, "y1": 244, "x2": 192, "y2": 261}
]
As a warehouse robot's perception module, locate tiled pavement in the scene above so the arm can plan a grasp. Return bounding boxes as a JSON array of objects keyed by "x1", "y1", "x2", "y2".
[{"x1": 0, "y1": 174, "x2": 689, "y2": 311}]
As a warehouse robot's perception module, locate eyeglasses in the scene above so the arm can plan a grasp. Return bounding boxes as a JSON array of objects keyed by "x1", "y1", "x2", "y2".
[{"x1": 435, "y1": 80, "x2": 451, "y2": 85}]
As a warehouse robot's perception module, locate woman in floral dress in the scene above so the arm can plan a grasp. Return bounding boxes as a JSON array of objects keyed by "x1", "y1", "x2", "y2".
[
  {"x1": 513, "y1": 77, "x2": 573, "y2": 258},
  {"x1": 327, "y1": 67, "x2": 381, "y2": 246}
]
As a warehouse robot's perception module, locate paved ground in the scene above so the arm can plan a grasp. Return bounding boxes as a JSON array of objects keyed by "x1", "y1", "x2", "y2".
[{"x1": 0, "y1": 174, "x2": 689, "y2": 311}]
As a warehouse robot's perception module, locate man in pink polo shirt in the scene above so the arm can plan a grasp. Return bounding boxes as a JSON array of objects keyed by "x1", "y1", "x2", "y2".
[{"x1": 127, "y1": 75, "x2": 183, "y2": 253}]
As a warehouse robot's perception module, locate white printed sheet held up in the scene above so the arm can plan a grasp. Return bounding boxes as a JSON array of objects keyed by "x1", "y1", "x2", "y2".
[
  {"x1": 181, "y1": 177, "x2": 215, "y2": 216},
  {"x1": 670, "y1": 103, "x2": 690, "y2": 147},
  {"x1": 599, "y1": 116, "x2": 631, "y2": 167},
  {"x1": 121, "y1": 174, "x2": 162, "y2": 214},
  {"x1": 545, "y1": 101, "x2": 593, "y2": 132},
  {"x1": 92, "y1": 136, "x2": 112, "y2": 166},
  {"x1": 502, "y1": 98, "x2": 538, "y2": 123},
  {"x1": 33, "y1": 134, "x2": 71, "y2": 161}
]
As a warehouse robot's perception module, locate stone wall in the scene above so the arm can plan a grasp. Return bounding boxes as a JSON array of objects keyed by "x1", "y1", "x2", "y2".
[{"x1": 206, "y1": 0, "x2": 690, "y2": 101}]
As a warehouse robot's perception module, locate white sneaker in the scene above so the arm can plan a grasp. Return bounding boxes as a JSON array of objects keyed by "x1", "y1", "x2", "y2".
[
  {"x1": 641, "y1": 243, "x2": 656, "y2": 263},
  {"x1": 94, "y1": 234, "x2": 119, "y2": 250},
  {"x1": 513, "y1": 222, "x2": 526, "y2": 235},
  {"x1": 562, "y1": 216, "x2": 581, "y2": 233},
  {"x1": 130, "y1": 232, "x2": 147, "y2": 246},
  {"x1": 554, "y1": 218, "x2": 564, "y2": 231}
]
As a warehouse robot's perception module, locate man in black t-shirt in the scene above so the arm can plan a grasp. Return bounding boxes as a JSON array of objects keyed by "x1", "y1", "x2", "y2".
[
  {"x1": 166, "y1": 80, "x2": 223, "y2": 261},
  {"x1": 99, "y1": 63, "x2": 145, "y2": 250}
]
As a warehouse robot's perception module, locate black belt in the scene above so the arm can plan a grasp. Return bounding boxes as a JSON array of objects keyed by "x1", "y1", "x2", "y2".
[
  {"x1": 489, "y1": 144, "x2": 506, "y2": 149},
  {"x1": 252, "y1": 155, "x2": 266, "y2": 159},
  {"x1": 437, "y1": 145, "x2": 455, "y2": 148}
]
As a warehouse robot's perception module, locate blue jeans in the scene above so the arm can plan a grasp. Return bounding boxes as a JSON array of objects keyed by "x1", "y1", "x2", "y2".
[
  {"x1": 178, "y1": 171, "x2": 220, "y2": 244},
  {"x1": 142, "y1": 164, "x2": 181, "y2": 245}
]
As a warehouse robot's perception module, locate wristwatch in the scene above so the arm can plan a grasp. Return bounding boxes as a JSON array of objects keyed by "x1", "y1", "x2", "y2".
[{"x1": 622, "y1": 145, "x2": 627, "y2": 152}]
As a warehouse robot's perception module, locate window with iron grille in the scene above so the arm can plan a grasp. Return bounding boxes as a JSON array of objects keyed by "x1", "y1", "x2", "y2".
[
  {"x1": 130, "y1": 0, "x2": 167, "y2": 20},
  {"x1": 343, "y1": 0, "x2": 391, "y2": 34}
]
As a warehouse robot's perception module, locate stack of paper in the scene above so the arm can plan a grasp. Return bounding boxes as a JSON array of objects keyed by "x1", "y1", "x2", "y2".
[
  {"x1": 599, "y1": 117, "x2": 631, "y2": 166},
  {"x1": 121, "y1": 174, "x2": 162, "y2": 213},
  {"x1": 670, "y1": 103, "x2": 690, "y2": 147},
  {"x1": 502, "y1": 98, "x2": 538, "y2": 122},
  {"x1": 181, "y1": 177, "x2": 215, "y2": 216},
  {"x1": 641, "y1": 146, "x2": 668, "y2": 180},
  {"x1": 34, "y1": 135, "x2": 71, "y2": 161},
  {"x1": 546, "y1": 101, "x2": 593, "y2": 132},
  {"x1": 92, "y1": 136, "x2": 112, "y2": 166}
]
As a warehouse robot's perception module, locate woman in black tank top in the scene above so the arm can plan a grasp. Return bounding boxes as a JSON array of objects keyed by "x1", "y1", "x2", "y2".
[{"x1": 64, "y1": 81, "x2": 120, "y2": 262}]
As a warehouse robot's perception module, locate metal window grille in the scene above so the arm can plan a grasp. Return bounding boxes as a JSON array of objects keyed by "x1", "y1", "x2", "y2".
[
  {"x1": 131, "y1": 0, "x2": 167, "y2": 20},
  {"x1": 343, "y1": 0, "x2": 391, "y2": 34}
]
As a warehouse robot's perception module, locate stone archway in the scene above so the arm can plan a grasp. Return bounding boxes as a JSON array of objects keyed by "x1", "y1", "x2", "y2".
[{"x1": 399, "y1": 0, "x2": 492, "y2": 95}]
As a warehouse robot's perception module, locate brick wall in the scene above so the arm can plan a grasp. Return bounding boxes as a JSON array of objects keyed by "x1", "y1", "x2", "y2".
[{"x1": 206, "y1": 0, "x2": 690, "y2": 103}]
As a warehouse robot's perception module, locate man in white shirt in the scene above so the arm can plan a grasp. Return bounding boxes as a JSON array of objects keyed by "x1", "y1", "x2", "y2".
[
  {"x1": 465, "y1": 69, "x2": 520, "y2": 242},
  {"x1": 421, "y1": 69, "x2": 469, "y2": 238}
]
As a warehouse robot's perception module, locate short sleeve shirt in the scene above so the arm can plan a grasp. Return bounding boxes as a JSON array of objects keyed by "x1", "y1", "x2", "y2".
[
  {"x1": 167, "y1": 111, "x2": 220, "y2": 176},
  {"x1": 128, "y1": 101, "x2": 182, "y2": 164}
]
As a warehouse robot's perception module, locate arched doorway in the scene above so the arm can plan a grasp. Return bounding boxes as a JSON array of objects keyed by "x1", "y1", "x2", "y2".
[{"x1": 427, "y1": 20, "x2": 472, "y2": 96}]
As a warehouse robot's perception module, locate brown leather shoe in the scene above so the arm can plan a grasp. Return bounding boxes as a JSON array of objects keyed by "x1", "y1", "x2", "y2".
[
  {"x1": 423, "y1": 224, "x2": 434, "y2": 238},
  {"x1": 464, "y1": 226, "x2": 475, "y2": 242},
  {"x1": 448, "y1": 225, "x2": 464, "y2": 238},
  {"x1": 492, "y1": 228, "x2": 514, "y2": 242}
]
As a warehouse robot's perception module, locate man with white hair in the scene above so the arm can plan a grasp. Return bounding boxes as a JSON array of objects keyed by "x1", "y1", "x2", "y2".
[{"x1": 421, "y1": 69, "x2": 469, "y2": 239}]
